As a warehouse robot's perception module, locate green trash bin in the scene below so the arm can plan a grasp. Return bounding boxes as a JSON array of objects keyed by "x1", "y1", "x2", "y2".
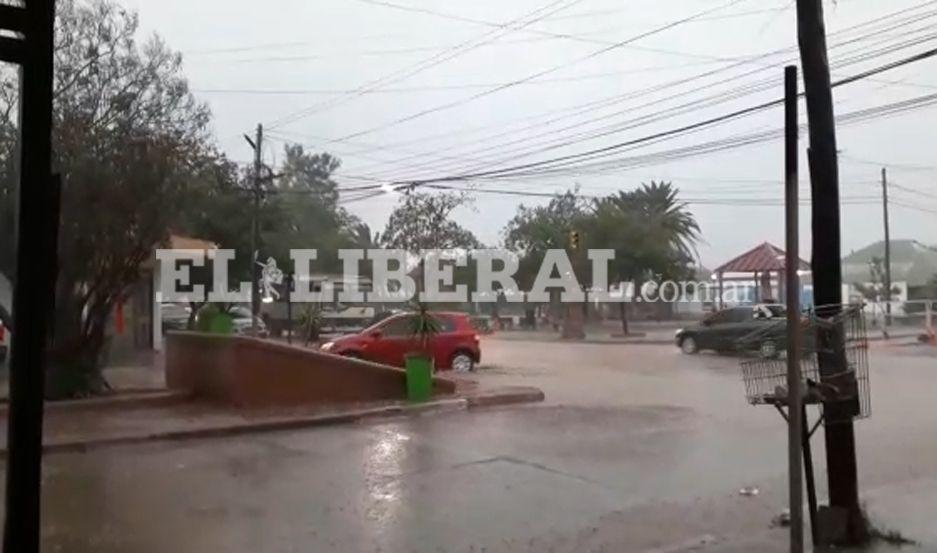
[
  {"x1": 208, "y1": 312, "x2": 234, "y2": 335},
  {"x1": 195, "y1": 306, "x2": 233, "y2": 335},
  {"x1": 404, "y1": 353, "x2": 434, "y2": 402}
]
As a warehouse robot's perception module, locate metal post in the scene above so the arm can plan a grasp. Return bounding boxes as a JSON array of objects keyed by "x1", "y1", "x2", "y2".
[
  {"x1": 285, "y1": 273, "x2": 293, "y2": 345},
  {"x1": 3, "y1": 1, "x2": 58, "y2": 552},
  {"x1": 926, "y1": 301, "x2": 933, "y2": 335},
  {"x1": 802, "y1": 406, "x2": 820, "y2": 546},
  {"x1": 717, "y1": 272, "x2": 724, "y2": 310},
  {"x1": 784, "y1": 65, "x2": 804, "y2": 553}
]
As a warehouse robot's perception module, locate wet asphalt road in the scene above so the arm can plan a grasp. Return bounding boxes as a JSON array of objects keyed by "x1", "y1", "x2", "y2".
[{"x1": 9, "y1": 340, "x2": 937, "y2": 552}]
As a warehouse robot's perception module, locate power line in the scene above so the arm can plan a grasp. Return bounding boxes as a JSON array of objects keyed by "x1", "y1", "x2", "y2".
[
  {"x1": 328, "y1": 86, "x2": 937, "y2": 207},
  {"x1": 346, "y1": 0, "x2": 785, "y2": 66},
  {"x1": 324, "y1": 0, "x2": 748, "y2": 142},
  {"x1": 890, "y1": 199, "x2": 937, "y2": 215},
  {"x1": 841, "y1": 153, "x2": 937, "y2": 172},
  {"x1": 192, "y1": 60, "x2": 718, "y2": 96},
  {"x1": 890, "y1": 182, "x2": 937, "y2": 200},
  {"x1": 487, "y1": 90, "x2": 937, "y2": 180},
  {"x1": 205, "y1": 27, "x2": 623, "y2": 64},
  {"x1": 419, "y1": 183, "x2": 881, "y2": 205},
  {"x1": 334, "y1": 3, "x2": 937, "y2": 179},
  {"x1": 372, "y1": 26, "x2": 937, "y2": 181},
  {"x1": 266, "y1": 0, "x2": 587, "y2": 129},
  {"x1": 184, "y1": 6, "x2": 787, "y2": 58},
  {"x1": 381, "y1": 46, "x2": 937, "y2": 187},
  {"x1": 345, "y1": 82, "x2": 937, "y2": 195}
]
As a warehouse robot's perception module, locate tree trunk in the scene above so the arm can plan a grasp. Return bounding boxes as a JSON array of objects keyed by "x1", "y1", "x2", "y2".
[
  {"x1": 619, "y1": 301, "x2": 630, "y2": 335},
  {"x1": 47, "y1": 288, "x2": 113, "y2": 399}
]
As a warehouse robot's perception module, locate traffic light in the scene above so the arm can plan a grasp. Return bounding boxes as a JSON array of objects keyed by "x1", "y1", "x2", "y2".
[{"x1": 569, "y1": 230, "x2": 580, "y2": 250}]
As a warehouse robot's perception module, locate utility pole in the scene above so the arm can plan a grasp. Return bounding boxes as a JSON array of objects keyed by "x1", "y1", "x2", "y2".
[
  {"x1": 783, "y1": 65, "x2": 804, "y2": 553},
  {"x1": 796, "y1": 0, "x2": 865, "y2": 544},
  {"x1": 245, "y1": 124, "x2": 263, "y2": 336},
  {"x1": 881, "y1": 167, "x2": 892, "y2": 327}
]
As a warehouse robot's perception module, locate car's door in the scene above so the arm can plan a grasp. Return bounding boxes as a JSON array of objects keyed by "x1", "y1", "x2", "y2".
[
  {"x1": 367, "y1": 315, "x2": 418, "y2": 367},
  {"x1": 696, "y1": 309, "x2": 732, "y2": 349},
  {"x1": 706, "y1": 307, "x2": 753, "y2": 350},
  {"x1": 428, "y1": 315, "x2": 458, "y2": 368}
]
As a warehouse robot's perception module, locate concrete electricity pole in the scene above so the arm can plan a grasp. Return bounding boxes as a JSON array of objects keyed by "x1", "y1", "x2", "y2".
[
  {"x1": 881, "y1": 167, "x2": 892, "y2": 327},
  {"x1": 796, "y1": 0, "x2": 865, "y2": 544}
]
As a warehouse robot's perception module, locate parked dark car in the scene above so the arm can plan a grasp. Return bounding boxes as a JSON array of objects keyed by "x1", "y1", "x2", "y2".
[
  {"x1": 319, "y1": 311, "x2": 481, "y2": 372},
  {"x1": 675, "y1": 304, "x2": 788, "y2": 357}
]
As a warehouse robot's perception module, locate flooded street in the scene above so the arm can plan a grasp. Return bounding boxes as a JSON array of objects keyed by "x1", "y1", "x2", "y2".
[{"x1": 9, "y1": 341, "x2": 937, "y2": 552}]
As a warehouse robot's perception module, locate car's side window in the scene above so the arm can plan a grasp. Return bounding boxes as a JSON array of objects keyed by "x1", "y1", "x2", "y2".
[
  {"x1": 731, "y1": 308, "x2": 753, "y2": 323},
  {"x1": 433, "y1": 316, "x2": 456, "y2": 333},
  {"x1": 707, "y1": 310, "x2": 731, "y2": 325},
  {"x1": 380, "y1": 316, "x2": 415, "y2": 337}
]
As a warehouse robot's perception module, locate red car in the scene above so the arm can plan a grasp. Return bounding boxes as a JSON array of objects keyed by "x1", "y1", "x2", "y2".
[{"x1": 319, "y1": 311, "x2": 481, "y2": 372}]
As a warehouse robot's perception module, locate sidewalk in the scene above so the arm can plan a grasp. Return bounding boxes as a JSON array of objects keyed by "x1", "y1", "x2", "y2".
[
  {"x1": 489, "y1": 325, "x2": 932, "y2": 348},
  {"x1": 489, "y1": 326, "x2": 678, "y2": 346},
  {"x1": 0, "y1": 364, "x2": 167, "y2": 402},
  {"x1": 0, "y1": 380, "x2": 544, "y2": 454}
]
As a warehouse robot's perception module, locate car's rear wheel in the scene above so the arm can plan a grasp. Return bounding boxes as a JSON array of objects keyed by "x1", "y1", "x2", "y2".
[
  {"x1": 451, "y1": 351, "x2": 475, "y2": 373},
  {"x1": 680, "y1": 336, "x2": 698, "y2": 354}
]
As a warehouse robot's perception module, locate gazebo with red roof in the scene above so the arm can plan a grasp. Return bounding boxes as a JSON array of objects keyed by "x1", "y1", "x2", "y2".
[{"x1": 713, "y1": 242, "x2": 810, "y2": 308}]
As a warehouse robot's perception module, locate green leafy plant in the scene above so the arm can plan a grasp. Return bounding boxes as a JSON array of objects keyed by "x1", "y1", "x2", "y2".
[
  {"x1": 297, "y1": 304, "x2": 323, "y2": 346},
  {"x1": 407, "y1": 302, "x2": 441, "y2": 356}
]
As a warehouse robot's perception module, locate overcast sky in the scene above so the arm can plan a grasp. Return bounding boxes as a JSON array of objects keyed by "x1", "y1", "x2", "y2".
[{"x1": 123, "y1": 0, "x2": 937, "y2": 268}]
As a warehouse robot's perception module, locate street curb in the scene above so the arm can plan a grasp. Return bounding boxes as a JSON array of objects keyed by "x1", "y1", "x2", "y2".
[
  {"x1": 491, "y1": 336, "x2": 674, "y2": 346},
  {"x1": 0, "y1": 389, "x2": 190, "y2": 413},
  {"x1": 465, "y1": 387, "x2": 546, "y2": 408},
  {"x1": 8, "y1": 389, "x2": 543, "y2": 456},
  {"x1": 27, "y1": 398, "x2": 468, "y2": 455}
]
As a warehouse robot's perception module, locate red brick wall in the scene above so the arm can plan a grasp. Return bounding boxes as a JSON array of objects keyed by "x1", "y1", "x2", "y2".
[{"x1": 166, "y1": 332, "x2": 456, "y2": 408}]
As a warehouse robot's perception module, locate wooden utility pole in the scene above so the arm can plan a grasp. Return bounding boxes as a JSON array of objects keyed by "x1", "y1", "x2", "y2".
[
  {"x1": 796, "y1": 0, "x2": 866, "y2": 544},
  {"x1": 783, "y1": 65, "x2": 805, "y2": 553},
  {"x1": 246, "y1": 124, "x2": 263, "y2": 335},
  {"x1": 881, "y1": 167, "x2": 892, "y2": 326}
]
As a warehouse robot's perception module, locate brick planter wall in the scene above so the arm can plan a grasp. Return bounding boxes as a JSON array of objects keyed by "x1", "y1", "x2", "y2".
[{"x1": 166, "y1": 332, "x2": 456, "y2": 408}]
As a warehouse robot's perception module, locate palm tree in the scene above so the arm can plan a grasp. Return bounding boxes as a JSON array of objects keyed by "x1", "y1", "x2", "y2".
[{"x1": 589, "y1": 182, "x2": 700, "y2": 334}]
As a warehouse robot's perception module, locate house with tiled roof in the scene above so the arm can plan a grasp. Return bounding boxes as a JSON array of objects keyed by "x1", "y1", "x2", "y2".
[{"x1": 842, "y1": 240, "x2": 937, "y2": 315}]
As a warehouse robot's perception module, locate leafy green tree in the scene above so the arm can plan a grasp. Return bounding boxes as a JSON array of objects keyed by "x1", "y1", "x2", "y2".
[
  {"x1": 503, "y1": 189, "x2": 590, "y2": 321},
  {"x1": 380, "y1": 191, "x2": 481, "y2": 301},
  {"x1": 262, "y1": 145, "x2": 362, "y2": 273},
  {"x1": 0, "y1": 0, "x2": 221, "y2": 397},
  {"x1": 380, "y1": 191, "x2": 481, "y2": 252},
  {"x1": 586, "y1": 182, "x2": 700, "y2": 333}
]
